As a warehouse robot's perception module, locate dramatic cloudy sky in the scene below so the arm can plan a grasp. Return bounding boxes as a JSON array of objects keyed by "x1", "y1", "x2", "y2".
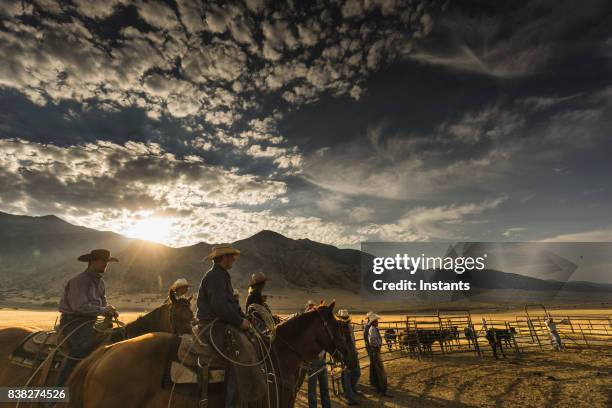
[{"x1": 1, "y1": 0, "x2": 611, "y2": 247}]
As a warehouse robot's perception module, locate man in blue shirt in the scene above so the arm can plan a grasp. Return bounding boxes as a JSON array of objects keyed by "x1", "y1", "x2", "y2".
[
  {"x1": 196, "y1": 244, "x2": 249, "y2": 329},
  {"x1": 56, "y1": 249, "x2": 119, "y2": 387}
]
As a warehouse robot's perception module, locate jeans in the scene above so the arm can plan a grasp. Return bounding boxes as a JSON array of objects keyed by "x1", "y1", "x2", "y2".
[
  {"x1": 341, "y1": 366, "x2": 360, "y2": 404},
  {"x1": 350, "y1": 364, "x2": 361, "y2": 391},
  {"x1": 56, "y1": 316, "x2": 97, "y2": 387},
  {"x1": 369, "y1": 349, "x2": 387, "y2": 394},
  {"x1": 307, "y1": 360, "x2": 331, "y2": 408},
  {"x1": 365, "y1": 347, "x2": 378, "y2": 387},
  {"x1": 550, "y1": 331, "x2": 563, "y2": 350},
  {"x1": 225, "y1": 366, "x2": 236, "y2": 408}
]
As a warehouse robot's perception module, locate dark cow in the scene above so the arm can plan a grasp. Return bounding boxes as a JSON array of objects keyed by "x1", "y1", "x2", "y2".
[
  {"x1": 485, "y1": 328, "x2": 517, "y2": 359},
  {"x1": 400, "y1": 328, "x2": 457, "y2": 356},
  {"x1": 384, "y1": 328, "x2": 398, "y2": 351}
]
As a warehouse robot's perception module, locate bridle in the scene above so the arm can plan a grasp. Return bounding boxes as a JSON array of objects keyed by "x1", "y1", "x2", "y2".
[
  {"x1": 168, "y1": 300, "x2": 193, "y2": 335},
  {"x1": 168, "y1": 302, "x2": 179, "y2": 335},
  {"x1": 315, "y1": 308, "x2": 346, "y2": 365},
  {"x1": 276, "y1": 308, "x2": 345, "y2": 365}
]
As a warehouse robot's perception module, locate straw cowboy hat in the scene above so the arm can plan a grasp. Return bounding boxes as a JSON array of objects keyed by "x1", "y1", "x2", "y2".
[
  {"x1": 170, "y1": 278, "x2": 190, "y2": 290},
  {"x1": 337, "y1": 309, "x2": 351, "y2": 319},
  {"x1": 306, "y1": 299, "x2": 315, "y2": 307},
  {"x1": 204, "y1": 244, "x2": 241, "y2": 261},
  {"x1": 77, "y1": 249, "x2": 118, "y2": 263},
  {"x1": 249, "y1": 272, "x2": 268, "y2": 287},
  {"x1": 369, "y1": 312, "x2": 381, "y2": 322}
]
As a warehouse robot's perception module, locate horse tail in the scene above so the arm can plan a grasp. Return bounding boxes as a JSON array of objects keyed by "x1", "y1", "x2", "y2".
[{"x1": 65, "y1": 345, "x2": 111, "y2": 407}]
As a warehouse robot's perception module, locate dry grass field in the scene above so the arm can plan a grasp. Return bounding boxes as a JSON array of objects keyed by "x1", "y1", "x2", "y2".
[{"x1": 1, "y1": 308, "x2": 610, "y2": 407}]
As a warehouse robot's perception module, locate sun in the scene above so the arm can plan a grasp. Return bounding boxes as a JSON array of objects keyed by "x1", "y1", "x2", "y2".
[{"x1": 124, "y1": 217, "x2": 173, "y2": 244}]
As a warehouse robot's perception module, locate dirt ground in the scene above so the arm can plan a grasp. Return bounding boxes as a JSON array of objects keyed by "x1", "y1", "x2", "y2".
[
  {"x1": 295, "y1": 349, "x2": 612, "y2": 408},
  {"x1": 1, "y1": 309, "x2": 610, "y2": 407}
]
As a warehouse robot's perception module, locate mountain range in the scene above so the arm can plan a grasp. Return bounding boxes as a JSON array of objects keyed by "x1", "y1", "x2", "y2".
[
  {"x1": 0, "y1": 212, "x2": 363, "y2": 297},
  {"x1": 1, "y1": 212, "x2": 610, "y2": 302}
]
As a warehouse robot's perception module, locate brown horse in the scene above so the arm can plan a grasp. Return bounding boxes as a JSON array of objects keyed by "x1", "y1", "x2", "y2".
[
  {"x1": 0, "y1": 293, "x2": 194, "y2": 393},
  {"x1": 66, "y1": 302, "x2": 349, "y2": 408}
]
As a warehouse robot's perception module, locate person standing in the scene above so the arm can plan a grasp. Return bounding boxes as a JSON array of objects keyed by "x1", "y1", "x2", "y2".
[
  {"x1": 55, "y1": 249, "x2": 119, "y2": 387},
  {"x1": 545, "y1": 316, "x2": 567, "y2": 351},
  {"x1": 307, "y1": 350, "x2": 331, "y2": 408},
  {"x1": 303, "y1": 299, "x2": 331, "y2": 408},
  {"x1": 367, "y1": 313, "x2": 392, "y2": 397},
  {"x1": 363, "y1": 311, "x2": 378, "y2": 388},
  {"x1": 338, "y1": 309, "x2": 360, "y2": 406}
]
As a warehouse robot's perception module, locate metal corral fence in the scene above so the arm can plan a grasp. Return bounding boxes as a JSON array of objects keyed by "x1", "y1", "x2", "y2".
[
  {"x1": 349, "y1": 305, "x2": 611, "y2": 365},
  {"x1": 329, "y1": 305, "x2": 611, "y2": 394}
]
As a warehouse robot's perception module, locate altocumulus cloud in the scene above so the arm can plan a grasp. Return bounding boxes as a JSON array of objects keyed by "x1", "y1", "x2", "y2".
[{"x1": 0, "y1": 0, "x2": 611, "y2": 247}]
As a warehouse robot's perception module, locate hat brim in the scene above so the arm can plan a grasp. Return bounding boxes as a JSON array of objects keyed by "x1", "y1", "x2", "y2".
[
  {"x1": 77, "y1": 254, "x2": 119, "y2": 263},
  {"x1": 204, "y1": 249, "x2": 241, "y2": 261}
]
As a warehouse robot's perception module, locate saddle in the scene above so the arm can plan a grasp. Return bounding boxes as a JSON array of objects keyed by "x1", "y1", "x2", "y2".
[
  {"x1": 169, "y1": 322, "x2": 268, "y2": 407},
  {"x1": 9, "y1": 330, "x2": 66, "y2": 386}
]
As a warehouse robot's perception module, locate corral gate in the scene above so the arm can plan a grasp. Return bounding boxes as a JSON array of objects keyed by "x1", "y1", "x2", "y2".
[{"x1": 402, "y1": 310, "x2": 480, "y2": 358}]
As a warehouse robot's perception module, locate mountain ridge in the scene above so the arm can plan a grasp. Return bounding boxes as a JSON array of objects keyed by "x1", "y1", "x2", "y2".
[{"x1": 0, "y1": 212, "x2": 610, "y2": 301}]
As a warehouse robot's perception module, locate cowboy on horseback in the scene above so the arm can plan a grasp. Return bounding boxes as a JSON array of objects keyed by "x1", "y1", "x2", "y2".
[
  {"x1": 196, "y1": 244, "x2": 250, "y2": 408},
  {"x1": 164, "y1": 278, "x2": 192, "y2": 304},
  {"x1": 55, "y1": 249, "x2": 119, "y2": 387}
]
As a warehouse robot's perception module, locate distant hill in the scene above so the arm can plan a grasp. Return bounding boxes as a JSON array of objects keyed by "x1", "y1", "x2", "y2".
[
  {"x1": 0, "y1": 212, "x2": 610, "y2": 301},
  {"x1": 0, "y1": 212, "x2": 362, "y2": 296}
]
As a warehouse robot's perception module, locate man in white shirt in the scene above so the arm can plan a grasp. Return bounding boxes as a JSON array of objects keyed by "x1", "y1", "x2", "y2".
[
  {"x1": 367, "y1": 313, "x2": 392, "y2": 397},
  {"x1": 545, "y1": 316, "x2": 566, "y2": 351}
]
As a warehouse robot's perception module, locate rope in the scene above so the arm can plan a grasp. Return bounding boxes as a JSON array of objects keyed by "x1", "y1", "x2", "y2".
[
  {"x1": 167, "y1": 305, "x2": 279, "y2": 408},
  {"x1": 15, "y1": 317, "x2": 123, "y2": 408}
]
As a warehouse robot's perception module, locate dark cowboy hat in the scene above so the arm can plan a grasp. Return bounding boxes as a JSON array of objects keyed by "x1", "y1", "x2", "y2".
[{"x1": 77, "y1": 249, "x2": 119, "y2": 263}]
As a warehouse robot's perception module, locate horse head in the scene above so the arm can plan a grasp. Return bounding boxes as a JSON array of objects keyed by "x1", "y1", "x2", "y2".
[
  {"x1": 163, "y1": 293, "x2": 194, "y2": 335},
  {"x1": 312, "y1": 300, "x2": 350, "y2": 366}
]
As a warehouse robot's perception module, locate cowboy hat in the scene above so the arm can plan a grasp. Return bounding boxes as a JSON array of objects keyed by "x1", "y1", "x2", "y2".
[
  {"x1": 204, "y1": 244, "x2": 241, "y2": 261},
  {"x1": 249, "y1": 272, "x2": 268, "y2": 286},
  {"x1": 170, "y1": 278, "x2": 190, "y2": 290},
  {"x1": 369, "y1": 313, "x2": 381, "y2": 322},
  {"x1": 77, "y1": 249, "x2": 118, "y2": 263},
  {"x1": 337, "y1": 309, "x2": 350, "y2": 319},
  {"x1": 306, "y1": 299, "x2": 315, "y2": 306}
]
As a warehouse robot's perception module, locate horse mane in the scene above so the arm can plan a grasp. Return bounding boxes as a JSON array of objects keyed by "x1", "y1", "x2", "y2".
[
  {"x1": 276, "y1": 309, "x2": 317, "y2": 333},
  {"x1": 110, "y1": 298, "x2": 192, "y2": 341},
  {"x1": 275, "y1": 304, "x2": 335, "y2": 337},
  {"x1": 111, "y1": 303, "x2": 165, "y2": 341}
]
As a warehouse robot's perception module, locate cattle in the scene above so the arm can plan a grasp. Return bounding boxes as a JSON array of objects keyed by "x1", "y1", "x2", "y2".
[
  {"x1": 399, "y1": 327, "x2": 458, "y2": 356},
  {"x1": 485, "y1": 328, "x2": 517, "y2": 359},
  {"x1": 384, "y1": 328, "x2": 398, "y2": 351}
]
